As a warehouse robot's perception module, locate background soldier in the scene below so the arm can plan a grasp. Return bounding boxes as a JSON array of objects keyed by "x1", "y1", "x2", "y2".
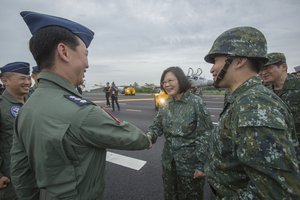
[
  {"x1": 204, "y1": 26, "x2": 300, "y2": 199},
  {"x1": 10, "y1": 11, "x2": 151, "y2": 199},
  {"x1": 294, "y1": 65, "x2": 300, "y2": 77},
  {"x1": 103, "y1": 81, "x2": 111, "y2": 107},
  {"x1": 0, "y1": 62, "x2": 31, "y2": 200},
  {"x1": 260, "y1": 52, "x2": 300, "y2": 151},
  {"x1": 109, "y1": 81, "x2": 120, "y2": 111}
]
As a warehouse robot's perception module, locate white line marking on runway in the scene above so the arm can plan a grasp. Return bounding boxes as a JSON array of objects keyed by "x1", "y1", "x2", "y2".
[
  {"x1": 126, "y1": 109, "x2": 142, "y2": 112},
  {"x1": 106, "y1": 151, "x2": 147, "y2": 170}
]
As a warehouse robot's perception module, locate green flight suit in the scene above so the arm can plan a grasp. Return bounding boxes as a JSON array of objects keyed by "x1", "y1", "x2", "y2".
[
  {"x1": 205, "y1": 77, "x2": 300, "y2": 199},
  {"x1": 148, "y1": 90, "x2": 213, "y2": 200},
  {"x1": 10, "y1": 72, "x2": 150, "y2": 200},
  {"x1": 0, "y1": 90, "x2": 21, "y2": 200}
]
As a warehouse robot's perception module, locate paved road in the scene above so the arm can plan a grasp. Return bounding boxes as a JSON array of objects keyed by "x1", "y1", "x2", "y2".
[{"x1": 82, "y1": 92, "x2": 224, "y2": 200}]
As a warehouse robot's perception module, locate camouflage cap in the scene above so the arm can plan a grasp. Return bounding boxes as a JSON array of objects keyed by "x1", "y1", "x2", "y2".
[
  {"x1": 264, "y1": 52, "x2": 286, "y2": 66},
  {"x1": 294, "y1": 65, "x2": 300, "y2": 72},
  {"x1": 204, "y1": 26, "x2": 268, "y2": 64}
]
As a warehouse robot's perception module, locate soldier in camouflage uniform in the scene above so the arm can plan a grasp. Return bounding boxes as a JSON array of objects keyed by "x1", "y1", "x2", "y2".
[
  {"x1": 146, "y1": 66, "x2": 213, "y2": 200},
  {"x1": 204, "y1": 26, "x2": 300, "y2": 199},
  {"x1": 260, "y1": 52, "x2": 300, "y2": 146},
  {"x1": 294, "y1": 65, "x2": 300, "y2": 77}
]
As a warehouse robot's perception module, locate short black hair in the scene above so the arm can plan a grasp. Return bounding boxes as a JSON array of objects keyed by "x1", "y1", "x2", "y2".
[
  {"x1": 160, "y1": 66, "x2": 190, "y2": 94},
  {"x1": 29, "y1": 26, "x2": 80, "y2": 70},
  {"x1": 248, "y1": 58, "x2": 265, "y2": 73}
]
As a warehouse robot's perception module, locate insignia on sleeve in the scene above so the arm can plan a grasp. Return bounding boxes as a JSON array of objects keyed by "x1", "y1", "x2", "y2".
[
  {"x1": 64, "y1": 95, "x2": 93, "y2": 106},
  {"x1": 101, "y1": 108, "x2": 121, "y2": 124},
  {"x1": 10, "y1": 105, "x2": 21, "y2": 118}
]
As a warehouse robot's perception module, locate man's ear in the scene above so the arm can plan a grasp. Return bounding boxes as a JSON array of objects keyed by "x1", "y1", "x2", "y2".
[
  {"x1": 0, "y1": 76, "x2": 8, "y2": 86},
  {"x1": 281, "y1": 63, "x2": 288, "y2": 72},
  {"x1": 57, "y1": 43, "x2": 70, "y2": 62},
  {"x1": 235, "y1": 57, "x2": 248, "y2": 69}
]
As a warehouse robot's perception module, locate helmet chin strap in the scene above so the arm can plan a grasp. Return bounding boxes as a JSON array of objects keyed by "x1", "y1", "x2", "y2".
[{"x1": 213, "y1": 57, "x2": 233, "y2": 88}]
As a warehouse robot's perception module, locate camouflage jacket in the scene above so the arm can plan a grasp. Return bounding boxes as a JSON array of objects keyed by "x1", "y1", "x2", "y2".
[
  {"x1": 273, "y1": 74, "x2": 300, "y2": 140},
  {"x1": 205, "y1": 76, "x2": 300, "y2": 199},
  {"x1": 148, "y1": 90, "x2": 213, "y2": 177}
]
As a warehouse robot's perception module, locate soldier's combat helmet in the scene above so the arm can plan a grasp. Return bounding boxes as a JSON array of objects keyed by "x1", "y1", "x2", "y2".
[
  {"x1": 204, "y1": 26, "x2": 268, "y2": 64},
  {"x1": 264, "y1": 52, "x2": 286, "y2": 66}
]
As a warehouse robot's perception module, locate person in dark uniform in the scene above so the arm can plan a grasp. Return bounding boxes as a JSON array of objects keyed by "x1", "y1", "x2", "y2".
[
  {"x1": 103, "y1": 82, "x2": 111, "y2": 107},
  {"x1": 10, "y1": 11, "x2": 151, "y2": 200},
  {"x1": 0, "y1": 62, "x2": 31, "y2": 200},
  {"x1": 110, "y1": 81, "x2": 120, "y2": 111}
]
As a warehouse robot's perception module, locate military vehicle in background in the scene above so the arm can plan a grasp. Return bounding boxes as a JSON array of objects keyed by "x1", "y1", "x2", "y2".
[{"x1": 123, "y1": 85, "x2": 136, "y2": 95}]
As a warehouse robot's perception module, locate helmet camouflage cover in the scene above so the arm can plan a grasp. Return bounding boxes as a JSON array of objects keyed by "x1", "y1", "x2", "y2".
[
  {"x1": 264, "y1": 52, "x2": 286, "y2": 66},
  {"x1": 204, "y1": 26, "x2": 268, "y2": 64}
]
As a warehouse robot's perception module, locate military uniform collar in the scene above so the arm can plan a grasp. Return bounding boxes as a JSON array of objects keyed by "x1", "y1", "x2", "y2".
[
  {"x1": 38, "y1": 72, "x2": 82, "y2": 97},
  {"x1": 1, "y1": 90, "x2": 24, "y2": 104},
  {"x1": 280, "y1": 73, "x2": 300, "y2": 90},
  {"x1": 228, "y1": 76, "x2": 261, "y2": 103},
  {"x1": 168, "y1": 90, "x2": 191, "y2": 103}
]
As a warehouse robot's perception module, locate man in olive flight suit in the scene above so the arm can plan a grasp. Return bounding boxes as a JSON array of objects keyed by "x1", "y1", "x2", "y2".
[
  {"x1": 260, "y1": 53, "x2": 300, "y2": 151},
  {"x1": 10, "y1": 11, "x2": 151, "y2": 200},
  {"x1": 0, "y1": 62, "x2": 31, "y2": 200},
  {"x1": 204, "y1": 27, "x2": 300, "y2": 199}
]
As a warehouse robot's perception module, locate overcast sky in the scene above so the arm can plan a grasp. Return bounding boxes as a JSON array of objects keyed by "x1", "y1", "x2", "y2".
[{"x1": 1, "y1": 0, "x2": 299, "y2": 88}]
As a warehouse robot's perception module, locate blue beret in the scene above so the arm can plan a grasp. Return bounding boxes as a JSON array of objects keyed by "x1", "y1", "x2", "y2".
[
  {"x1": 32, "y1": 66, "x2": 40, "y2": 74},
  {"x1": 1, "y1": 62, "x2": 30, "y2": 75},
  {"x1": 20, "y1": 11, "x2": 94, "y2": 48}
]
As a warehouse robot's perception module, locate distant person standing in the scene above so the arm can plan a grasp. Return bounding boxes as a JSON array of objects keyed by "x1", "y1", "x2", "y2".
[
  {"x1": 103, "y1": 82, "x2": 110, "y2": 107},
  {"x1": 0, "y1": 62, "x2": 31, "y2": 200},
  {"x1": 110, "y1": 82, "x2": 120, "y2": 111}
]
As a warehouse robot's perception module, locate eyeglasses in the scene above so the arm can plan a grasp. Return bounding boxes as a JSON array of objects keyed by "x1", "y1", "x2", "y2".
[{"x1": 161, "y1": 79, "x2": 176, "y2": 85}]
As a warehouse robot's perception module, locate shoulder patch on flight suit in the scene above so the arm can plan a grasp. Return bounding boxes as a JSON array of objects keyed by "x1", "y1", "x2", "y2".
[
  {"x1": 64, "y1": 95, "x2": 93, "y2": 106},
  {"x1": 10, "y1": 105, "x2": 21, "y2": 118}
]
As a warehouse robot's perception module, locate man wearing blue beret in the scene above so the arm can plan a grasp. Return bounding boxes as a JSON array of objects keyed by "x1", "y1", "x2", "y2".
[
  {"x1": 10, "y1": 11, "x2": 151, "y2": 200},
  {"x1": 0, "y1": 61, "x2": 31, "y2": 200}
]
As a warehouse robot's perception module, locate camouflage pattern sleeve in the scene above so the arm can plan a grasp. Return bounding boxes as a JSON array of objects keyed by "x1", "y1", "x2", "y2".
[
  {"x1": 235, "y1": 126, "x2": 300, "y2": 199},
  {"x1": 147, "y1": 108, "x2": 164, "y2": 144},
  {"x1": 195, "y1": 98, "x2": 213, "y2": 172}
]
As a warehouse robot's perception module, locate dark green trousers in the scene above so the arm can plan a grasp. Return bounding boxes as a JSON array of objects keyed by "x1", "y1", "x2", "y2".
[{"x1": 162, "y1": 160, "x2": 205, "y2": 200}]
